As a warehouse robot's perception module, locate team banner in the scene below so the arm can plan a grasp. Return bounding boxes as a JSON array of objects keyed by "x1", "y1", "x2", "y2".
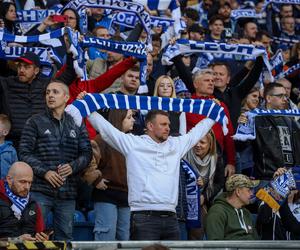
[{"x1": 230, "y1": 9, "x2": 263, "y2": 31}]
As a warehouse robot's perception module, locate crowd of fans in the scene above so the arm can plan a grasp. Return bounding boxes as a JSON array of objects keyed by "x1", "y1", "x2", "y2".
[{"x1": 0, "y1": 0, "x2": 300, "y2": 243}]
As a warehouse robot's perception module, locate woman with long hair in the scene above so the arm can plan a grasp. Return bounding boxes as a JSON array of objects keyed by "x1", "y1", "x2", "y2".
[
  {"x1": 177, "y1": 130, "x2": 224, "y2": 240},
  {"x1": 0, "y1": 2, "x2": 22, "y2": 35},
  {"x1": 92, "y1": 109, "x2": 135, "y2": 241},
  {"x1": 153, "y1": 75, "x2": 186, "y2": 135}
]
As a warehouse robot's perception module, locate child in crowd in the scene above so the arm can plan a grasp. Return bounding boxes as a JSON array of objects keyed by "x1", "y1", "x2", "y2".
[{"x1": 0, "y1": 114, "x2": 18, "y2": 179}]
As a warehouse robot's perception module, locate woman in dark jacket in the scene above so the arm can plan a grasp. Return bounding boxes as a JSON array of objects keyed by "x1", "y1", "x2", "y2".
[{"x1": 0, "y1": 2, "x2": 22, "y2": 35}]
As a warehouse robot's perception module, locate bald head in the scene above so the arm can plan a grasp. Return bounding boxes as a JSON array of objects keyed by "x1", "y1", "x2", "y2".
[{"x1": 6, "y1": 162, "x2": 33, "y2": 197}]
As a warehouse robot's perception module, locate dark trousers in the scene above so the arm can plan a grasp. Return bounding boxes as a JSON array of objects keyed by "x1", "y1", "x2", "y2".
[{"x1": 130, "y1": 211, "x2": 180, "y2": 240}]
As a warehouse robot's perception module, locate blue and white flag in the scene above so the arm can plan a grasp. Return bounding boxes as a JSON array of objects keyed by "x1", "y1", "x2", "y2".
[
  {"x1": 65, "y1": 93, "x2": 229, "y2": 134},
  {"x1": 272, "y1": 36, "x2": 300, "y2": 47},
  {"x1": 181, "y1": 159, "x2": 201, "y2": 229}
]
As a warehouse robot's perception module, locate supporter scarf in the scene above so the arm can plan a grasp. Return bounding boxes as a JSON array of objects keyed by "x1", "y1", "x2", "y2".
[
  {"x1": 63, "y1": 0, "x2": 151, "y2": 44},
  {"x1": 263, "y1": 0, "x2": 300, "y2": 10},
  {"x1": 111, "y1": 12, "x2": 175, "y2": 30},
  {"x1": 0, "y1": 28, "x2": 64, "y2": 47},
  {"x1": 230, "y1": 9, "x2": 262, "y2": 32},
  {"x1": 81, "y1": 36, "x2": 148, "y2": 93},
  {"x1": 134, "y1": 0, "x2": 182, "y2": 35},
  {"x1": 4, "y1": 181, "x2": 30, "y2": 220},
  {"x1": 272, "y1": 37, "x2": 300, "y2": 47},
  {"x1": 65, "y1": 93, "x2": 229, "y2": 135},
  {"x1": 233, "y1": 108, "x2": 300, "y2": 141},
  {"x1": 0, "y1": 45, "x2": 59, "y2": 66},
  {"x1": 256, "y1": 168, "x2": 297, "y2": 211},
  {"x1": 275, "y1": 63, "x2": 300, "y2": 80},
  {"x1": 162, "y1": 39, "x2": 272, "y2": 80},
  {"x1": 181, "y1": 159, "x2": 201, "y2": 228}
]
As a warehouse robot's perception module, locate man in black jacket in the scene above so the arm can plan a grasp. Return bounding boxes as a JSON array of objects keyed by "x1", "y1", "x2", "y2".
[
  {"x1": 252, "y1": 83, "x2": 300, "y2": 180},
  {"x1": 0, "y1": 162, "x2": 49, "y2": 241},
  {"x1": 0, "y1": 52, "x2": 75, "y2": 149},
  {"x1": 19, "y1": 80, "x2": 92, "y2": 240}
]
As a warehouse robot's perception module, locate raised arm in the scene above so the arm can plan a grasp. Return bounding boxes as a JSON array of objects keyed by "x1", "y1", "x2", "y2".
[{"x1": 87, "y1": 112, "x2": 135, "y2": 155}]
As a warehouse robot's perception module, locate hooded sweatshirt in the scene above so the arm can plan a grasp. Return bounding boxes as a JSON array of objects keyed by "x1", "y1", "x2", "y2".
[{"x1": 205, "y1": 193, "x2": 258, "y2": 240}]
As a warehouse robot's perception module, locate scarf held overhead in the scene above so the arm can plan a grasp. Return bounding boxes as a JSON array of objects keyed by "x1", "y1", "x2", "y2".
[{"x1": 65, "y1": 93, "x2": 229, "y2": 134}]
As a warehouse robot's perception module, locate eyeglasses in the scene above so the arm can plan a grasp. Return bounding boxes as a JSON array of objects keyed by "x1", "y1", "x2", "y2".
[{"x1": 270, "y1": 93, "x2": 288, "y2": 99}]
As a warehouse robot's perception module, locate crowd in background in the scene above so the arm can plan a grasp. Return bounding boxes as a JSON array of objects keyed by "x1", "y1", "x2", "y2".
[{"x1": 0, "y1": 0, "x2": 300, "y2": 242}]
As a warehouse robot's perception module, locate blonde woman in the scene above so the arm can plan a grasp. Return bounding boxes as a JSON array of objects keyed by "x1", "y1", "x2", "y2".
[{"x1": 153, "y1": 75, "x2": 186, "y2": 135}]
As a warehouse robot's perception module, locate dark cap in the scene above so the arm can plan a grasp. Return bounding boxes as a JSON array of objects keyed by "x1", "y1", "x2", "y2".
[{"x1": 16, "y1": 52, "x2": 40, "y2": 67}]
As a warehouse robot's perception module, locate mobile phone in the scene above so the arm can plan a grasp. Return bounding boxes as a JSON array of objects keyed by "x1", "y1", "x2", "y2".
[
  {"x1": 52, "y1": 15, "x2": 68, "y2": 23},
  {"x1": 43, "y1": 229, "x2": 54, "y2": 236}
]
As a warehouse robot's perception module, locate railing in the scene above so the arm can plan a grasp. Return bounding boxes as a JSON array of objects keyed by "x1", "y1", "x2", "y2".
[{"x1": 69, "y1": 240, "x2": 300, "y2": 250}]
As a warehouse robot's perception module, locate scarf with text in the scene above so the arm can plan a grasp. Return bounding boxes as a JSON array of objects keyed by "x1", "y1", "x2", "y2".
[
  {"x1": 275, "y1": 63, "x2": 300, "y2": 80},
  {"x1": 64, "y1": 0, "x2": 151, "y2": 44},
  {"x1": 4, "y1": 181, "x2": 30, "y2": 220},
  {"x1": 233, "y1": 108, "x2": 300, "y2": 141},
  {"x1": 81, "y1": 36, "x2": 148, "y2": 93},
  {"x1": 65, "y1": 93, "x2": 229, "y2": 134},
  {"x1": 162, "y1": 39, "x2": 272, "y2": 80},
  {"x1": 181, "y1": 159, "x2": 201, "y2": 228},
  {"x1": 256, "y1": 167, "x2": 300, "y2": 211}
]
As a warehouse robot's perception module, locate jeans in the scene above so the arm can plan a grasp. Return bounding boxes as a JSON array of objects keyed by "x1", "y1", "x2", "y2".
[
  {"x1": 31, "y1": 192, "x2": 75, "y2": 240},
  {"x1": 130, "y1": 212, "x2": 180, "y2": 240},
  {"x1": 94, "y1": 202, "x2": 130, "y2": 241}
]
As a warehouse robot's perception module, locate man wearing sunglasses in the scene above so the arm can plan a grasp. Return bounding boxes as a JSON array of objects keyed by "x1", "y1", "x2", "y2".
[{"x1": 252, "y1": 82, "x2": 300, "y2": 181}]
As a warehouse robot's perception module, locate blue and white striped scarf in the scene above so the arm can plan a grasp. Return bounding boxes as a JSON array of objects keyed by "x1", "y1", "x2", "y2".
[
  {"x1": 181, "y1": 159, "x2": 201, "y2": 229},
  {"x1": 233, "y1": 109, "x2": 300, "y2": 141},
  {"x1": 81, "y1": 36, "x2": 148, "y2": 93},
  {"x1": 4, "y1": 181, "x2": 30, "y2": 220},
  {"x1": 65, "y1": 93, "x2": 229, "y2": 135},
  {"x1": 272, "y1": 37, "x2": 300, "y2": 47},
  {"x1": 275, "y1": 63, "x2": 300, "y2": 80},
  {"x1": 64, "y1": 0, "x2": 151, "y2": 44},
  {"x1": 263, "y1": 0, "x2": 300, "y2": 11}
]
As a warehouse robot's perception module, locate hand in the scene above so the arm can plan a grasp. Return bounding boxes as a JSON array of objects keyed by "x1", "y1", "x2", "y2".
[
  {"x1": 200, "y1": 195, "x2": 205, "y2": 206},
  {"x1": 95, "y1": 178, "x2": 109, "y2": 190},
  {"x1": 35, "y1": 231, "x2": 53, "y2": 242},
  {"x1": 77, "y1": 91, "x2": 87, "y2": 100},
  {"x1": 44, "y1": 170, "x2": 64, "y2": 188},
  {"x1": 273, "y1": 167, "x2": 287, "y2": 178},
  {"x1": 225, "y1": 164, "x2": 235, "y2": 177},
  {"x1": 238, "y1": 113, "x2": 248, "y2": 124},
  {"x1": 42, "y1": 15, "x2": 58, "y2": 27},
  {"x1": 197, "y1": 177, "x2": 204, "y2": 187},
  {"x1": 7, "y1": 42, "x2": 23, "y2": 47},
  {"x1": 57, "y1": 164, "x2": 73, "y2": 179},
  {"x1": 169, "y1": 37, "x2": 177, "y2": 45},
  {"x1": 19, "y1": 234, "x2": 36, "y2": 241}
]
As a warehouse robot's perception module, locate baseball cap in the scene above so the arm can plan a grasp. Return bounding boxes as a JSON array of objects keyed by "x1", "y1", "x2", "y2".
[
  {"x1": 225, "y1": 174, "x2": 259, "y2": 192},
  {"x1": 16, "y1": 52, "x2": 41, "y2": 67}
]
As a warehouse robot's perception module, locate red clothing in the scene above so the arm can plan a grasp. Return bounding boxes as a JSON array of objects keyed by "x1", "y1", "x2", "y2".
[
  {"x1": 186, "y1": 94, "x2": 236, "y2": 166},
  {"x1": 57, "y1": 57, "x2": 136, "y2": 139}
]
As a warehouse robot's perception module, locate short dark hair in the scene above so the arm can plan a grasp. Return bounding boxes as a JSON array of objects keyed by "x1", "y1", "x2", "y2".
[
  {"x1": 210, "y1": 61, "x2": 231, "y2": 77},
  {"x1": 183, "y1": 8, "x2": 199, "y2": 22},
  {"x1": 256, "y1": 30, "x2": 271, "y2": 41},
  {"x1": 263, "y1": 82, "x2": 284, "y2": 100},
  {"x1": 209, "y1": 15, "x2": 224, "y2": 26},
  {"x1": 145, "y1": 110, "x2": 169, "y2": 125},
  {"x1": 188, "y1": 23, "x2": 206, "y2": 35}
]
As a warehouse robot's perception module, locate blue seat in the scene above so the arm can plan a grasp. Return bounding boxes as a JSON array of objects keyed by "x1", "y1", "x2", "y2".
[
  {"x1": 87, "y1": 210, "x2": 95, "y2": 223},
  {"x1": 73, "y1": 210, "x2": 86, "y2": 222},
  {"x1": 46, "y1": 211, "x2": 53, "y2": 228}
]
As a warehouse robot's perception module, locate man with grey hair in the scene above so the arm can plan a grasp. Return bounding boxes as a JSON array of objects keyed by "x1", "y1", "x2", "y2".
[{"x1": 186, "y1": 69, "x2": 236, "y2": 177}]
